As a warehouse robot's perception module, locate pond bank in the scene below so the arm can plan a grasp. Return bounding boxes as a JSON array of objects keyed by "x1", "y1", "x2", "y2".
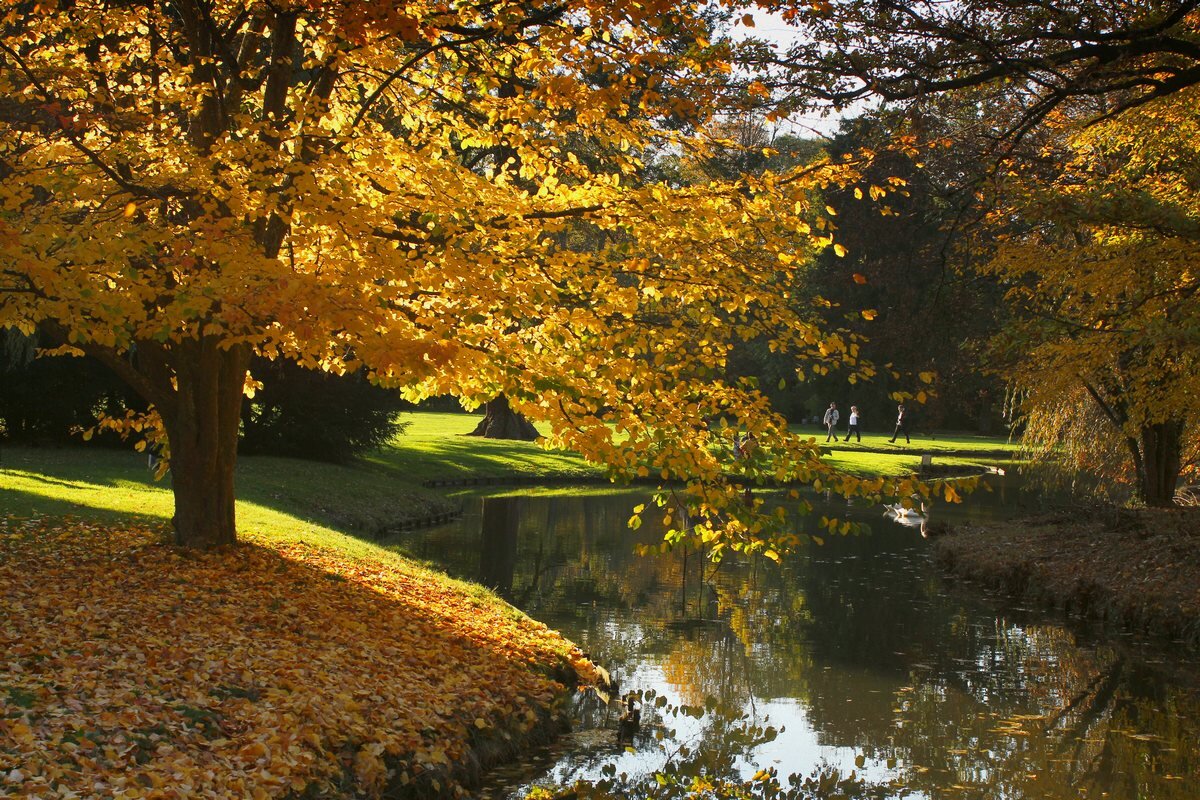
[
  {"x1": 933, "y1": 507, "x2": 1200, "y2": 646},
  {"x1": 0, "y1": 519, "x2": 602, "y2": 798}
]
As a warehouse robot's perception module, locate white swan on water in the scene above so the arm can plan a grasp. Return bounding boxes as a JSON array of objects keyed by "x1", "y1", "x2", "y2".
[{"x1": 884, "y1": 499, "x2": 927, "y2": 519}]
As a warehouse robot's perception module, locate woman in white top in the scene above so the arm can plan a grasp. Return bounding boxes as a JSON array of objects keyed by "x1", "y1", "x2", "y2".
[{"x1": 846, "y1": 406, "x2": 861, "y2": 442}]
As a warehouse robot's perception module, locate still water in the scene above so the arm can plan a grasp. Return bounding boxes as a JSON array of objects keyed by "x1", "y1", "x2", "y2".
[{"x1": 381, "y1": 478, "x2": 1200, "y2": 799}]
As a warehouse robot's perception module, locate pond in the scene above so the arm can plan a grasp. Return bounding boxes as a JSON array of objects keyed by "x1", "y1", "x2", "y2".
[{"x1": 380, "y1": 476, "x2": 1200, "y2": 799}]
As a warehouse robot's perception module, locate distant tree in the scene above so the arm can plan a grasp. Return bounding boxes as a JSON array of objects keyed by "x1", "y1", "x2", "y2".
[
  {"x1": 797, "y1": 110, "x2": 1010, "y2": 431},
  {"x1": 240, "y1": 359, "x2": 407, "y2": 463},
  {"x1": 467, "y1": 395, "x2": 539, "y2": 441},
  {"x1": 733, "y1": 1, "x2": 1200, "y2": 434},
  {"x1": 982, "y1": 88, "x2": 1200, "y2": 505}
]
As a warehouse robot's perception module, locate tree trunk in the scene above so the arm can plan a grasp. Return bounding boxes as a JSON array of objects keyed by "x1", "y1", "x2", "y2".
[
  {"x1": 1138, "y1": 420, "x2": 1183, "y2": 507},
  {"x1": 468, "y1": 395, "x2": 539, "y2": 441},
  {"x1": 162, "y1": 339, "x2": 251, "y2": 549}
]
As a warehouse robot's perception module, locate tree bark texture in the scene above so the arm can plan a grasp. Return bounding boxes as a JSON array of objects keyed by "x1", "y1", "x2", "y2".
[
  {"x1": 160, "y1": 339, "x2": 251, "y2": 549},
  {"x1": 468, "y1": 395, "x2": 539, "y2": 441},
  {"x1": 1137, "y1": 420, "x2": 1183, "y2": 507}
]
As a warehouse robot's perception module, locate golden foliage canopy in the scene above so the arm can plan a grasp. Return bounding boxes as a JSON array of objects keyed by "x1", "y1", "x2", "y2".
[
  {"x1": 984, "y1": 87, "x2": 1200, "y2": 501},
  {"x1": 0, "y1": 0, "x2": 888, "y2": 548}
]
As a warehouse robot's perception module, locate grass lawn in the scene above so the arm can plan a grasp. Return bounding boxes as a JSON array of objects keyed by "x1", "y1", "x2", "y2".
[
  {"x1": 784, "y1": 424, "x2": 1017, "y2": 477},
  {"x1": 0, "y1": 442, "x2": 454, "y2": 545},
  {"x1": 791, "y1": 425, "x2": 1019, "y2": 454},
  {"x1": 366, "y1": 411, "x2": 601, "y2": 481},
  {"x1": 822, "y1": 449, "x2": 925, "y2": 477},
  {"x1": 0, "y1": 412, "x2": 1017, "y2": 535},
  {"x1": 0, "y1": 412, "x2": 594, "y2": 544}
]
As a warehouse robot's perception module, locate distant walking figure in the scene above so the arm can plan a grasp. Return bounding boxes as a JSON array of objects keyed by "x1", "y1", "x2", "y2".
[
  {"x1": 889, "y1": 403, "x2": 910, "y2": 444},
  {"x1": 846, "y1": 406, "x2": 862, "y2": 442},
  {"x1": 823, "y1": 402, "x2": 840, "y2": 442},
  {"x1": 734, "y1": 431, "x2": 757, "y2": 459}
]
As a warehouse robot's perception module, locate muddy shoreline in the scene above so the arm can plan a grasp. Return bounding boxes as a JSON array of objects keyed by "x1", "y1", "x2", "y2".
[{"x1": 933, "y1": 507, "x2": 1200, "y2": 647}]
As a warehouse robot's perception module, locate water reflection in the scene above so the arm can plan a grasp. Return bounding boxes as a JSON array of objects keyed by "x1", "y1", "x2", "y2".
[
  {"x1": 478, "y1": 496, "x2": 520, "y2": 600},
  {"x1": 380, "y1": 483, "x2": 1200, "y2": 799}
]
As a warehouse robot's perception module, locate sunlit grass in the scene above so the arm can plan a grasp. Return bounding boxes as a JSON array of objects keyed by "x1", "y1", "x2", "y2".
[
  {"x1": 369, "y1": 410, "x2": 601, "y2": 479},
  {"x1": 822, "y1": 451, "x2": 925, "y2": 477},
  {"x1": 0, "y1": 411, "x2": 1017, "y2": 543},
  {"x1": 789, "y1": 426, "x2": 1018, "y2": 453},
  {"x1": 0, "y1": 442, "x2": 452, "y2": 543}
]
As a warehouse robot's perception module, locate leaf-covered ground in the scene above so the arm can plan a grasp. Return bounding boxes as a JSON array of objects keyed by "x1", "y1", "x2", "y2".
[
  {"x1": 0, "y1": 518, "x2": 598, "y2": 798},
  {"x1": 935, "y1": 507, "x2": 1200, "y2": 646}
]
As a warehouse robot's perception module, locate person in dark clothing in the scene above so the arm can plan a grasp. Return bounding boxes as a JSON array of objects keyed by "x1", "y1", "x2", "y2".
[{"x1": 888, "y1": 403, "x2": 910, "y2": 444}]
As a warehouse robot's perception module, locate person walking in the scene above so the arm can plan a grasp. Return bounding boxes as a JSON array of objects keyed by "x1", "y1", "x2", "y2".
[
  {"x1": 846, "y1": 405, "x2": 862, "y2": 442},
  {"x1": 889, "y1": 403, "x2": 910, "y2": 444},
  {"x1": 823, "y1": 402, "x2": 840, "y2": 442}
]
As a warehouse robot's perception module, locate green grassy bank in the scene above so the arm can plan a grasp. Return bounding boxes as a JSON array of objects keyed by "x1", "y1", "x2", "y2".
[{"x1": 0, "y1": 411, "x2": 1018, "y2": 533}]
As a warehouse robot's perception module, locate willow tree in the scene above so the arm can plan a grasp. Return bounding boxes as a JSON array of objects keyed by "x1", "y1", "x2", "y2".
[
  {"x1": 983, "y1": 88, "x2": 1200, "y2": 505},
  {"x1": 1, "y1": 1, "x2": 896, "y2": 550}
]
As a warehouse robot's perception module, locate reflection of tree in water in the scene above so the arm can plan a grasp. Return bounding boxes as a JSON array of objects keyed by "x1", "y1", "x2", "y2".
[
  {"x1": 661, "y1": 633, "x2": 756, "y2": 708},
  {"x1": 397, "y1": 492, "x2": 1200, "y2": 797},
  {"x1": 884, "y1": 625, "x2": 1200, "y2": 799},
  {"x1": 478, "y1": 496, "x2": 521, "y2": 599}
]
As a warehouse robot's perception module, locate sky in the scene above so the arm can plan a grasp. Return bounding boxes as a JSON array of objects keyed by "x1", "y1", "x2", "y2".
[{"x1": 726, "y1": 9, "x2": 864, "y2": 139}]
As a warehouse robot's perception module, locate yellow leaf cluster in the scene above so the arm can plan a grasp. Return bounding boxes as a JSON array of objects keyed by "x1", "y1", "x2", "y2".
[
  {"x1": 0, "y1": 0, "x2": 890, "y2": 546},
  {"x1": 984, "y1": 85, "x2": 1200, "y2": 441}
]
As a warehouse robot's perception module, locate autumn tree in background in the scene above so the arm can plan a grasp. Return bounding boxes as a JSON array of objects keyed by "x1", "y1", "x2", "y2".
[
  {"x1": 1, "y1": 1, "x2": 882, "y2": 551},
  {"x1": 736, "y1": 0, "x2": 1199, "y2": 499},
  {"x1": 982, "y1": 89, "x2": 1200, "y2": 505}
]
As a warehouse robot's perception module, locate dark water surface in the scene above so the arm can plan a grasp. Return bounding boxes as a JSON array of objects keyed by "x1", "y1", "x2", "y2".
[{"x1": 380, "y1": 477, "x2": 1200, "y2": 799}]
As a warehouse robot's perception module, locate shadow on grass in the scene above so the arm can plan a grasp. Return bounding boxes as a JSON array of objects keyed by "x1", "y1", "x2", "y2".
[
  {"x1": 366, "y1": 436, "x2": 599, "y2": 481},
  {"x1": 0, "y1": 444, "x2": 455, "y2": 540},
  {"x1": 0, "y1": 485, "x2": 170, "y2": 528},
  {"x1": 1, "y1": 523, "x2": 574, "y2": 796}
]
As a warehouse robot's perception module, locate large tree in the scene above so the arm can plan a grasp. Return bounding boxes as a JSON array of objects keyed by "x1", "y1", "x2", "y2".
[
  {"x1": 982, "y1": 88, "x2": 1200, "y2": 505},
  {"x1": 1, "y1": 0, "x2": 888, "y2": 550},
  {"x1": 736, "y1": 0, "x2": 1200, "y2": 497}
]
